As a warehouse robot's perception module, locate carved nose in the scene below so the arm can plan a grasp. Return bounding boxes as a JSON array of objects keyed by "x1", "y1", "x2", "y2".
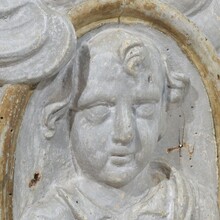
[{"x1": 112, "y1": 103, "x2": 134, "y2": 145}]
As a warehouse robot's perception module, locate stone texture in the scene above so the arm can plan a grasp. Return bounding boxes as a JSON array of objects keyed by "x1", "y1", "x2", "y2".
[
  {"x1": 0, "y1": 0, "x2": 76, "y2": 84},
  {"x1": 0, "y1": 0, "x2": 219, "y2": 219}
]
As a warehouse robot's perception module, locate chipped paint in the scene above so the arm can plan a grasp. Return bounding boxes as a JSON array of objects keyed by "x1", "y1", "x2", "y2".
[
  {"x1": 0, "y1": 126, "x2": 9, "y2": 159},
  {"x1": 0, "y1": 85, "x2": 32, "y2": 220}
]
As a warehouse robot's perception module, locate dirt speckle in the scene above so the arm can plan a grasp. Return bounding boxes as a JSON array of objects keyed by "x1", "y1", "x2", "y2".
[{"x1": 29, "y1": 172, "x2": 41, "y2": 188}]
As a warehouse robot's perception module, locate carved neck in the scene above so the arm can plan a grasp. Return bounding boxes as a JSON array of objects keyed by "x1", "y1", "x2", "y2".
[{"x1": 73, "y1": 163, "x2": 169, "y2": 212}]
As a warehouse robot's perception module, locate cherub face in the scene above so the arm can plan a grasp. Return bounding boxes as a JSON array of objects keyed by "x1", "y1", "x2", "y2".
[{"x1": 71, "y1": 30, "x2": 167, "y2": 188}]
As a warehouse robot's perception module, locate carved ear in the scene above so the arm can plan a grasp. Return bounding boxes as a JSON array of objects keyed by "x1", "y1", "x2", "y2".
[
  {"x1": 163, "y1": 55, "x2": 190, "y2": 106},
  {"x1": 42, "y1": 60, "x2": 74, "y2": 139},
  {"x1": 43, "y1": 98, "x2": 71, "y2": 139},
  {"x1": 166, "y1": 71, "x2": 190, "y2": 105}
]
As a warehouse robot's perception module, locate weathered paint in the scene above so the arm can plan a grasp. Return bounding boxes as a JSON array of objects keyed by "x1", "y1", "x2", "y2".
[
  {"x1": 0, "y1": 0, "x2": 220, "y2": 219},
  {"x1": 0, "y1": 85, "x2": 32, "y2": 220}
]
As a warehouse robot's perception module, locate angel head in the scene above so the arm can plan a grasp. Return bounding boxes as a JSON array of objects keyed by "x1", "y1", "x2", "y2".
[{"x1": 44, "y1": 28, "x2": 189, "y2": 188}]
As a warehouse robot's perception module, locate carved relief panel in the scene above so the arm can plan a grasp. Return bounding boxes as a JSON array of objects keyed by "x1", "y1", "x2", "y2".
[{"x1": 0, "y1": 0, "x2": 219, "y2": 219}]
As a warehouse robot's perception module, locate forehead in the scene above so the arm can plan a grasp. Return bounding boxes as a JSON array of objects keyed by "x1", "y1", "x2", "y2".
[
  {"x1": 78, "y1": 29, "x2": 166, "y2": 106},
  {"x1": 87, "y1": 29, "x2": 150, "y2": 58}
]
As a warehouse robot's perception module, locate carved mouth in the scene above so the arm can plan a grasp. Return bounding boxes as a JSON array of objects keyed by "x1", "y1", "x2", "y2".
[{"x1": 110, "y1": 154, "x2": 133, "y2": 166}]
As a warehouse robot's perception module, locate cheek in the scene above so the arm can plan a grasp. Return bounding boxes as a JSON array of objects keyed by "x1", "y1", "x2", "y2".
[
  {"x1": 134, "y1": 118, "x2": 160, "y2": 168},
  {"x1": 136, "y1": 117, "x2": 160, "y2": 152},
  {"x1": 71, "y1": 113, "x2": 112, "y2": 167},
  {"x1": 158, "y1": 105, "x2": 168, "y2": 139}
]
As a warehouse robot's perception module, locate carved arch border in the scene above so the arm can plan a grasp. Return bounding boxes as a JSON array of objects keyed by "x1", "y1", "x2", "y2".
[
  {"x1": 0, "y1": 0, "x2": 219, "y2": 219},
  {"x1": 69, "y1": 0, "x2": 220, "y2": 205}
]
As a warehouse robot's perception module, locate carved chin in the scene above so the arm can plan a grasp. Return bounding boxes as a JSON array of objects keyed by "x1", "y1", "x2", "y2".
[
  {"x1": 98, "y1": 162, "x2": 145, "y2": 188},
  {"x1": 100, "y1": 171, "x2": 137, "y2": 188}
]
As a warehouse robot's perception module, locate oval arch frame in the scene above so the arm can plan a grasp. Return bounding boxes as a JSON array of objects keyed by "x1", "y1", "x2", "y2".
[
  {"x1": 69, "y1": 0, "x2": 220, "y2": 205},
  {"x1": 0, "y1": 0, "x2": 219, "y2": 219}
]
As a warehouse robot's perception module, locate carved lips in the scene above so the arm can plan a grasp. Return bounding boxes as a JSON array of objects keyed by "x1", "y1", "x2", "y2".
[
  {"x1": 110, "y1": 155, "x2": 133, "y2": 166},
  {"x1": 110, "y1": 147, "x2": 134, "y2": 166}
]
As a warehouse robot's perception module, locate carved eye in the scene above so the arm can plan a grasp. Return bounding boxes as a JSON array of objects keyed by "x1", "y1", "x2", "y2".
[
  {"x1": 135, "y1": 103, "x2": 155, "y2": 119},
  {"x1": 83, "y1": 105, "x2": 110, "y2": 124}
]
